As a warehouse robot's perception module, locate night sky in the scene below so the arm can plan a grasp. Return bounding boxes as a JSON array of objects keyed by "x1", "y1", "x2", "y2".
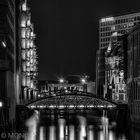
[{"x1": 28, "y1": 0, "x2": 140, "y2": 80}]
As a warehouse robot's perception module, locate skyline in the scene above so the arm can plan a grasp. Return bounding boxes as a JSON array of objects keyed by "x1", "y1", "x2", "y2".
[{"x1": 28, "y1": 0, "x2": 140, "y2": 80}]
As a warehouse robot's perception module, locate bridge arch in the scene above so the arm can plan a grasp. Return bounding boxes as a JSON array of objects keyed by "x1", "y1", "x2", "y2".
[{"x1": 26, "y1": 90, "x2": 117, "y2": 110}]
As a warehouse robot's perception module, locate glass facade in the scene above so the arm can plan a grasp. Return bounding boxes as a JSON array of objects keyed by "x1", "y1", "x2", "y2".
[{"x1": 99, "y1": 13, "x2": 140, "y2": 49}]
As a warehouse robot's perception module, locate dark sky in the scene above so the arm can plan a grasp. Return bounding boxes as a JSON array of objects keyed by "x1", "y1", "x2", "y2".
[{"x1": 28, "y1": 0, "x2": 140, "y2": 80}]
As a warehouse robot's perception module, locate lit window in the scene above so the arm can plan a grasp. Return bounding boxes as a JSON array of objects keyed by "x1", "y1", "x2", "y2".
[
  {"x1": 111, "y1": 26, "x2": 115, "y2": 31},
  {"x1": 26, "y1": 40, "x2": 30, "y2": 48},
  {"x1": 22, "y1": 50, "x2": 26, "y2": 60},
  {"x1": 21, "y1": 28, "x2": 26, "y2": 38},
  {"x1": 101, "y1": 17, "x2": 114, "y2": 22},
  {"x1": 22, "y1": 74, "x2": 26, "y2": 86},
  {"x1": 26, "y1": 28, "x2": 31, "y2": 38},
  {"x1": 21, "y1": 17, "x2": 26, "y2": 27},
  {"x1": 21, "y1": 39, "x2": 26, "y2": 49},
  {"x1": 22, "y1": 2, "x2": 27, "y2": 11},
  {"x1": 27, "y1": 18, "x2": 31, "y2": 26}
]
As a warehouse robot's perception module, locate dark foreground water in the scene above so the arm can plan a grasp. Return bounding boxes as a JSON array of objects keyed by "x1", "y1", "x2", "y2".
[{"x1": 24, "y1": 110, "x2": 140, "y2": 140}]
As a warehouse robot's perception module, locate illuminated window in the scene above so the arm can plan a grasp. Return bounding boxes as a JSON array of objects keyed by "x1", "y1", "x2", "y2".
[
  {"x1": 27, "y1": 18, "x2": 31, "y2": 26},
  {"x1": 27, "y1": 50, "x2": 30, "y2": 58},
  {"x1": 111, "y1": 26, "x2": 115, "y2": 31},
  {"x1": 27, "y1": 76, "x2": 31, "y2": 86},
  {"x1": 21, "y1": 15, "x2": 27, "y2": 27},
  {"x1": 101, "y1": 17, "x2": 114, "y2": 23},
  {"x1": 26, "y1": 28, "x2": 31, "y2": 38},
  {"x1": 30, "y1": 40, "x2": 33, "y2": 48},
  {"x1": 21, "y1": 28, "x2": 26, "y2": 38},
  {"x1": 21, "y1": 39, "x2": 26, "y2": 49},
  {"x1": 21, "y1": 50, "x2": 26, "y2": 60},
  {"x1": 22, "y1": 2, "x2": 27, "y2": 11},
  {"x1": 22, "y1": 74, "x2": 26, "y2": 86},
  {"x1": 26, "y1": 40, "x2": 30, "y2": 48},
  {"x1": 26, "y1": 61, "x2": 30, "y2": 67}
]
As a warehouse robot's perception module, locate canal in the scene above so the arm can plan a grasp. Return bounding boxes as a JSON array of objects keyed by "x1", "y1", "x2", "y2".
[{"x1": 21, "y1": 109, "x2": 140, "y2": 140}]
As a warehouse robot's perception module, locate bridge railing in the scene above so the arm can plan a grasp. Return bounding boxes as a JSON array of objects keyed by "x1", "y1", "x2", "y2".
[{"x1": 37, "y1": 89, "x2": 96, "y2": 99}]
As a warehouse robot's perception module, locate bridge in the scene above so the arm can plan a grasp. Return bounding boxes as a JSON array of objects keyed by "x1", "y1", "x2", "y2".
[{"x1": 26, "y1": 90, "x2": 117, "y2": 110}]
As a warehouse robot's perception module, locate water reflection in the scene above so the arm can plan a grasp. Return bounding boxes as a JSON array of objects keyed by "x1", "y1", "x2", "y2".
[
  {"x1": 25, "y1": 111, "x2": 39, "y2": 140},
  {"x1": 49, "y1": 125, "x2": 56, "y2": 140},
  {"x1": 24, "y1": 111, "x2": 140, "y2": 140}
]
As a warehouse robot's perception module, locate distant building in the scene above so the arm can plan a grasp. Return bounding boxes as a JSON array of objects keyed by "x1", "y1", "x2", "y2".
[
  {"x1": 127, "y1": 23, "x2": 140, "y2": 126},
  {"x1": 38, "y1": 79, "x2": 96, "y2": 97},
  {"x1": 96, "y1": 12, "x2": 140, "y2": 98},
  {"x1": 96, "y1": 48, "x2": 106, "y2": 98}
]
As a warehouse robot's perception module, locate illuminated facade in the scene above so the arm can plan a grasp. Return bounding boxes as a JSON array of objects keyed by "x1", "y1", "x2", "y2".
[
  {"x1": 19, "y1": 0, "x2": 38, "y2": 103},
  {"x1": 105, "y1": 35, "x2": 127, "y2": 103},
  {"x1": 127, "y1": 24, "x2": 140, "y2": 126},
  {"x1": 96, "y1": 12, "x2": 140, "y2": 98}
]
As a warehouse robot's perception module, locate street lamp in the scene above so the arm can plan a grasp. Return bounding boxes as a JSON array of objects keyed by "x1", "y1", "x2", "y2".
[
  {"x1": 81, "y1": 78, "x2": 86, "y2": 84},
  {"x1": 59, "y1": 78, "x2": 64, "y2": 83}
]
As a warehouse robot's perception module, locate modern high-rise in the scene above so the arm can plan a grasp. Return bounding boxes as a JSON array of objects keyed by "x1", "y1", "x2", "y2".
[
  {"x1": 96, "y1": 12, "x2": 140, "y2": 98},
  {"x1": 99, "y1": 12, "x2": 140, "y2": 49}
]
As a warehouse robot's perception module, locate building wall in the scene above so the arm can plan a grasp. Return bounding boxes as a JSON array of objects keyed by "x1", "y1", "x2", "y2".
[
  {"x1": 96, "y1": 49, "x2": 105, "y2": 98},
  {"x1": 19, "y1": 0, "x2": 38, "y2": 104},
  {"x1": 0, "y1": 0, "x2": 17, "y2": 131},
  {"x1": 105, "y1": 35, "x2": 127, "y2": 103},
  {"x1": 127, "y1": 24, "x2": 140, "y2": 126}
]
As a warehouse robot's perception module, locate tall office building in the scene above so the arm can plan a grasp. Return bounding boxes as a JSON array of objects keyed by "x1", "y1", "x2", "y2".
[
  {"x1": 96, "y1": 12, "x2": 140, "y2": 98},
  {"x1": 99, "y1": 12, "x2": 140, "y2": 49}
]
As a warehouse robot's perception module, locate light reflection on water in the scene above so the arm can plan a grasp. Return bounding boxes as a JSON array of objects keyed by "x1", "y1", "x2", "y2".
[
  {"x1": 25, "y1": 111, "x2": 39, "y2": 140},
  {"x1": 24, "y1": 111, "x2": 139, "y2": 140}
]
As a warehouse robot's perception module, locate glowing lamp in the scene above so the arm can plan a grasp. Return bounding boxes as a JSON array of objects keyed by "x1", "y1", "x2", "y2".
[
  {"x1": 59, "y1": 78, "x2": 64, "y2": 83},
  {"x1": 81, "y1": 78, "x2": 86, "y2": 84}
]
